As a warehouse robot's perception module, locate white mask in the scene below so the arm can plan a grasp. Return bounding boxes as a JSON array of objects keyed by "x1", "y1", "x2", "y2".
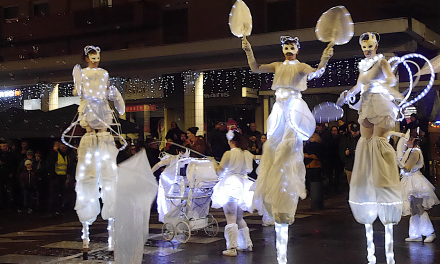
[
  {"x1": 87, "y1": 53, "x2": 100, "y2": 64},
  {"x1": 359, "y1": 32, "x2": 379, "y2": 52},
  {"x1": 282, "y1": 43, "x2": 298, "y2": 56}
]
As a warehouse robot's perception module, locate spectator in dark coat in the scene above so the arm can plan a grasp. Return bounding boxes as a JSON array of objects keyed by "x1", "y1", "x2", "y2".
[
  {"x1": 339, "y1": 123, "x2": 361, "y2": 184},
  {"x1": 0, "y1": 141, "x2": 16, "y2": 210},
  {"x1": 209, "y1": 122, "x2": 229, "y2": 161},
  {"x1": 19, "y1": 160, "x2": 38, "y2": 213},
  {"x1": 166, "y1": 122, "x2": 184, "y2": 145}
]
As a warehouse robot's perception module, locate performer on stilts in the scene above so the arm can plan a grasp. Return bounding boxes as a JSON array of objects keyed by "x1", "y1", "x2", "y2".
[
  {"x1": 211, "y1": 130, "x2": 255, "y2": 257},
  {"x1": 65, "y1": 45, "x2": 126, "y2": 259},
  {"x1": 338, "y1": 32, "x2": 404, "y2": 264},
  {"x1": 243, "y1": 36, "x2": 333, "y2": 264},
  {"x1": 394, "y1": 129, "x2": 439, "y2": 242}
]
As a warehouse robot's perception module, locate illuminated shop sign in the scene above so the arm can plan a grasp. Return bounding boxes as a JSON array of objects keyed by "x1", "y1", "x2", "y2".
[
  {"x1": 0, "y1": 89, "x2": 21, "y2": 98},
  {"x1": 125, "y1": 104, "x2": 157, "y2": 112}
]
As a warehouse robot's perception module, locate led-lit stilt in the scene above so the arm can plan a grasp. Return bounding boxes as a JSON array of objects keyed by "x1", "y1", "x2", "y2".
[
  {"x1": 365, "y1": 224, "x2": 376, "y2": 264},
  {"x1": 275, "y1": 223, "x2": 288, "y2": 264},
  {"x1": 385, "y1": 224, "x2": 395, "y2": 264},
  {"x1": 108, "y1": 218, "x2": 115, "y2": 251},
  {"x1": 81, "y1": 222, "x2": 90, "y2": 260}
]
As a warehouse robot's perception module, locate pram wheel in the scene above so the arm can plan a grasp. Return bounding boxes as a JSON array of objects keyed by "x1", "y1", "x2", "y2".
[
  {"x1": 204, "y1": 213, "x2": 219, "y2": 237},
  {"x1": 162, "y1": 223, "x2": 175, "y2": 241},
  {"x1": 175, "y1": 221, "x2": 191, "y2": 243}
]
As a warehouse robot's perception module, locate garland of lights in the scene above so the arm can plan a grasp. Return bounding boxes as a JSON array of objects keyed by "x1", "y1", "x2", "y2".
[{"x1": 0, "y1": 58, "x2": 377, "y2": 106}]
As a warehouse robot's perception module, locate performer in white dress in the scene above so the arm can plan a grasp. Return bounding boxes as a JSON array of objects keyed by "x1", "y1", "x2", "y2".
[
  {"x1": 242, "y1": 36, "x2": 333, "y2": 263},
  {"x1": 211, "y1": 131, "x2": 255, "y2": 257},
  {"x1": 396, "y1": 129, "x2": 439, "y2": 242},
  {"x1": 68, "y1": 45, "x2": 125, "y2": 259},
  {"x1": 338, "y1": 32, "x2": 404, "y2": 264}
]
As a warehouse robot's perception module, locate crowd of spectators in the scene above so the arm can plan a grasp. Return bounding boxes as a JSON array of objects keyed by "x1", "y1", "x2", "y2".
[
  {"x1": 0, "y1": 114, "x2": 430, "y2": 215},
  {"x1": 0, "y1": 140, "x2": 77, "y2": 215}
]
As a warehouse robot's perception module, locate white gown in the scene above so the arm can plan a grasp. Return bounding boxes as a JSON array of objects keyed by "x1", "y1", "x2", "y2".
[
  {"x1": 252, "y1": 60, "x2": 319, "y2": 221},
  {"x1": 349, "y1": 56, "x2": 402, "y2": 225},
  {"x1": 399, "y1": 147, "x2": 440, "y2": 216},
  {"x1": 211, "y1": 148, "x2": 255, "y2": 212}
]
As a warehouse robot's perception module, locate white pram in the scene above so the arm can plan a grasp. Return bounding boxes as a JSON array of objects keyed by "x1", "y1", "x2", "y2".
[{"x1": 158, "y1": 157, "x2": 219, "y2": 243}]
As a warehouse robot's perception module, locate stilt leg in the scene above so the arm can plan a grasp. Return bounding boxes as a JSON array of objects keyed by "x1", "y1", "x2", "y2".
[
  {"x1": 385, "y1": 223, "x2": 395, "y2": 264},
  {"x1": 81, "y1": 222, "x2": 90, "y2": 260},
  {"x1": 275, "y1": 223, "x2": 288, "y2": 264},
  {"x1": 365, "y1": 224, "x2": 376, "y2": 264},
  {"x1": 108, "y1": 218, "x2": 115, "y2": 251}
]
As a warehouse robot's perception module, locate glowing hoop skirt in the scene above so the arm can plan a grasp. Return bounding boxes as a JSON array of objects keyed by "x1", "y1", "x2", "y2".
[
  {"x1": 253, "y1": 92, "x2": 313, "y2": 219},
  {"x1": 211, "y1": 148, "x2": 255, "y2": 212}
]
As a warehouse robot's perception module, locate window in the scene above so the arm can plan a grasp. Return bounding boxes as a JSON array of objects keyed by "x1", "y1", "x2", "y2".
[
  {"x1": 4, "y1": 5, "x2": 18, "y2": 22},
  {"x1": 92, "y1": 0, "x2": 113, "y2": 8},
  {"x1": 34, "y1": 3, "x2": 49, "y2": 17}
]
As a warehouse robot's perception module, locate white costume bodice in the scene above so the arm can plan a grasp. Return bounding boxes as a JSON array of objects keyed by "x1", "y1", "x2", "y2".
[
  {"x1": 218, "y1": 148, "x2": 253, "y2": 176},
  {"x1": 271, "y1": 60, "x2": 314, "y2": 91},
  {"x1": 400, "y1": 148, "x2": 424, "y2": 176},
  {"x1": 357, "y1": 58, "x2": 387, "y2": 92},
  {"x1": 80, "y1": 67, "x2": 109, "y2": 101}
]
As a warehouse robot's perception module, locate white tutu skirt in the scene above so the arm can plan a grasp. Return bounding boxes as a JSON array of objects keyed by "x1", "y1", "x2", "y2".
[
  {"x1": 401, "y1": 171, "x2": 440, "y2": 216},
  {"x1": 358, "y1": 91, "x2": 398, "y2": 130},
  {"x1": 211, "y1": 174, "x2": 254, "y2": 212}
]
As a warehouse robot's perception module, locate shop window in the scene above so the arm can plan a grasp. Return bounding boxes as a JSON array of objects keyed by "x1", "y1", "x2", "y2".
[
  {"x1": 163, "y1": 8, "x2": 188, "y2": 44},
  {"x1": 267, "y1": 0, "x2": 297, "y2": 32},
  {"x1": 92, "y1": 0, "x2": 113, "y2": 8},
  {"x1": 33, "y1": 3, "x2": 49, "y2": 17},
  {"x1": 3, "y1": 5, "x2": 18, "y2": 23}
]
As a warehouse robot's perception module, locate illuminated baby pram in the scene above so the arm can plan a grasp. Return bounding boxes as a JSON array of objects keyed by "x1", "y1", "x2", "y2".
[{"x1": 159, "y1": 157, "x2": 219, "y2": 243}]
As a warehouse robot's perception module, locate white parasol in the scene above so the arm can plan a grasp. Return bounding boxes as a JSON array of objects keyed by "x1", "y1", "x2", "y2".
[
  {"x1": 315, "y1": 5, "x2": 354, "y2": 47},
  {"x1": 228, "y1": 0, "x2": 252, "y2": 38},
  {"x1": 314, "y1": 6, "x2": 354, "y2": 122}
]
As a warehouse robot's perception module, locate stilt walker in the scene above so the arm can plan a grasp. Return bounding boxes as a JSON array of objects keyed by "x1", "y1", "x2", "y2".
[
  {"x1": 231, "y1": 2, "x2": 344, "y2": 263},
  {"x1": 337, "y1": 32, "x2": 435, "y2": 263},
  {"x1": 62, "y1": 45, "x2": 126, "y2": 260}
]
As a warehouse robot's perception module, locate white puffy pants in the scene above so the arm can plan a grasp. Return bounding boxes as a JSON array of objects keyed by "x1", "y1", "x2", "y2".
[{"x1": 75, "y1": 132, "x2": 118, "y2": 223}]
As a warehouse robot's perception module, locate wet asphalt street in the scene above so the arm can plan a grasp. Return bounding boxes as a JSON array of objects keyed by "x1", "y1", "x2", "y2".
[{"x1": 0, "y1": 190, "x2": 439, "y2": 264}]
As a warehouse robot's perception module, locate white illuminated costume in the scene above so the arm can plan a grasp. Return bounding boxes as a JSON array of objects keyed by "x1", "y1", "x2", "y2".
[
  {"x1": 395, "y1": 132, "x2": 439, "y2": 242},
  {"x1": 211, "y1": 147, "x2": 254, "y2": 212},
  {"x1": 64, "y1": 46, "x2": 126, "y2": 258},
  {"x1": 211, "y1": 130, "x2": 255, "y2": 257},
  {"x1": 243, "y1": 36, "x2": 332, "y2": 264},
  {"x1": 340, "y1": 33, "x2": 403, "y2": 264}
]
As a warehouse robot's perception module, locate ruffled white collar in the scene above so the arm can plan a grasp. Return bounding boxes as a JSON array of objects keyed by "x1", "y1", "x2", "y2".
[
  {"x1": 283, "y1": 60, "x2": 298, "y2": 65},
  {"x1": 358, "y1": 54, "x2": 384, "y2": 72}
]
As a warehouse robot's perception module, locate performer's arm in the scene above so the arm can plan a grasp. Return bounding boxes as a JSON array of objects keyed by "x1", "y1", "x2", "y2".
[
  {"x1": 242, "y1": 38, "x2": 276, "y2": 73},
  {"x1": 307, "y1": 44, "x2": 334, "y2": 80},
  {"x1": 336, "y1": 80, "x2": 362, "y2": 106},
  {"x1": 380, "y1": 59, "x2": 404, "y2": 101},
  {"x1": 151, "y1": 156, "x2": 172, "y2": 173},
  {"x1": 402, "y1": 150, "x2": 420, "y2": 172},
  {"x1": 72, "y1": 64, "x2": 82, "y2": 96},
  {"x1": 215, "y1": 151, "x2": 230, "y2": 175}
]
